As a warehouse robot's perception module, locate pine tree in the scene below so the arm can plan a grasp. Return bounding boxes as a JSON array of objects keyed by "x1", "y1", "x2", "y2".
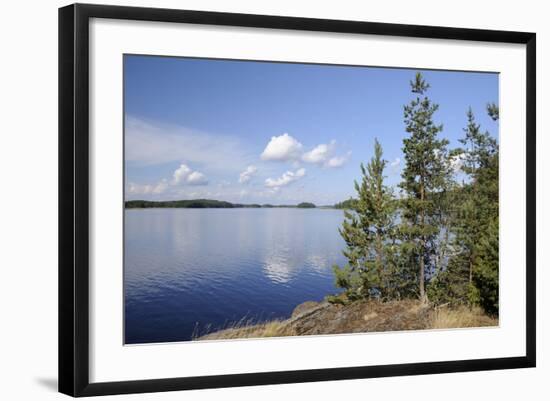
[
  {"x1": 456, "y1": 108, "x2": 498, "y2": 287},
  {"x1": 333, "y1": 139, "x2": 396, "y2": 300},
  {"x1": 465, "y1": 107, "x2": 499, "y2": 313},
  {"x1": 487, "y1": 102, "x2": 499, "y2": 121},
  {"x1": 460, "y1": 108, "x2": 499, "y2": 178},
  {"x1": 472, "y1": 216, "x2": 499, "y2": 315},
  {"x1": 399, "y1": 72, "x2": 450, "y2": 302},
  {"x1": 437, "y1": 107, "x2": 499, "y2": 312}
]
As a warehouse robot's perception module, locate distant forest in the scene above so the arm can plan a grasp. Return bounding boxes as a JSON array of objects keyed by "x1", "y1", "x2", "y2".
[{"x1": 125, "y1": 199, "x2": 319, "y2": 209}]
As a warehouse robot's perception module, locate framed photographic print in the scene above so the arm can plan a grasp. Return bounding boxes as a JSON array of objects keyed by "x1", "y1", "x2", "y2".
[{"x1": 58, "y1": 3, "x2": 536, "y2": 397}]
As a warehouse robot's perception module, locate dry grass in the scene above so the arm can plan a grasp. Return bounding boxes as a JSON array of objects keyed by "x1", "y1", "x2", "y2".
[
  {"x1": 194, "y1": 301, "x2": 498, "y2": 341},
  {"x1": 196, "y1": 319, "x2": 295, "y2": 340},
  {"x1": 431, "y1": 305, "x2": 498, "y2": 329}
]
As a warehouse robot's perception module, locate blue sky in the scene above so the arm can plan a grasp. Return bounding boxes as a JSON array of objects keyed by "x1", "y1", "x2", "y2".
[{"x1": 124, "y1": 55, "x2": 499, "y2": 205}]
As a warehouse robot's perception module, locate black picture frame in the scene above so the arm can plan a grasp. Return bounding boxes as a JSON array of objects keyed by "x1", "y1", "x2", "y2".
[{"x1": 59, "y1": 3, "x2": 536, "y2": 397}]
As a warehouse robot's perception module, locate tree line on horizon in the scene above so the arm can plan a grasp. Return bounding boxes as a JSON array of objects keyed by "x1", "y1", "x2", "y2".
[
  {"x1": 333, "y1": 72, "x2": 499, "y2": 316},
  {"x1": 125, "y1": 199, "x2": 318, "y2": 209}
]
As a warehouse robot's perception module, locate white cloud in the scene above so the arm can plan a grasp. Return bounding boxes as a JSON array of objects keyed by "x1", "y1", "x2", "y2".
[
  {"x1": 390, "y1": 157, "x2": 401, "y2": 174},
  {"x1": 326, "y1": 152, "x2": 351, "y2": 168},
  {"x1": 302, "y1": 141, "x2": 350, "y2": 168},
  {"x1": 265, "y1": 168, "x2": 306, "y2": 188},
  {"x1": 127, "y1": 163, "x2": 208, "y2": 200},
  {"x1": 302, "y1": 141, "x2": 335, "y2": 164},
  {"x1": 172, "y1": 164, "x2": 191, "y2": 184},
  {"x1": 238, "y1": 165, "x2": 258, "y2": 184},
  {"x1": 187, "y1": 171, "x2": 208, "y2": 185},
  {"x1": 260, "y1": 133, "x2": 303, "y2": 161},
  {"x1": 127, "y1": 179, "x2": 169, "y2": 195},
  {"x1": 153, "y1": 179, "x2": 169, "y2": 193},
  {"x1": 172, "y1": 163, "x2": 208, "y2": 186},
  {"x1": 125, "y1": 116, "x2": 253, "y2": 171}
]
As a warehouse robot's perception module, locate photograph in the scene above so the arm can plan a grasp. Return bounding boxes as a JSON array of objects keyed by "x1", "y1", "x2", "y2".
[{"x1": 123, "y1": 55, "x2": 500, "y2": 345}]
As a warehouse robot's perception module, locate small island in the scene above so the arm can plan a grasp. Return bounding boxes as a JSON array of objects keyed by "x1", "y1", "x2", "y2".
[{"x1": 296, "y1": 202, "x2": 316, "y2": 208}]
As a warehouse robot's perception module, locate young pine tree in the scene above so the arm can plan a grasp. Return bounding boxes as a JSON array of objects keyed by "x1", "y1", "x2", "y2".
[
  {"x1": 460, "y1": 107, "x2": 499, "y2": 313},
  {"x1": 432, "y1": 107, "x2": 499, "y2": 312},
  {"x1": 472, "y1": 216, "x2": 499, "y2": 315},
  {"x1": 457, "y1": 108, "x2": 499, "y2": 286},
  {"x1": 487, "y1": 102, "x2": 499, "y2": 121},
  {"x1": 333, "y1": 139, "x2": 396, "y2": 300},
  {"x1": 399, "y1": 72, "x2": 450, "y2": 302}
]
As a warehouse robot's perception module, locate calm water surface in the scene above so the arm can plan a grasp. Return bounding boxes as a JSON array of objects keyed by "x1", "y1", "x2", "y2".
[{"x1": 124, "y1": 208, "x2": 346, "y2": 344}]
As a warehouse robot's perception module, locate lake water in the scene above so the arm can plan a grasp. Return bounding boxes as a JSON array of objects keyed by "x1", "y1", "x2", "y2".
[{"x1": 124, "y1": 208, "x2": 347, "y2": 344}]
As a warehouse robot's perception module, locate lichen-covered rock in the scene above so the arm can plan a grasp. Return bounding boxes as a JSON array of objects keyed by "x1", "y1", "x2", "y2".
[
  {"x1": 286, "y1": 299, "x2": 433, "y2": 336},
  {"x1": 291, "y1": 301, "x2": 320, "y2": 318}
]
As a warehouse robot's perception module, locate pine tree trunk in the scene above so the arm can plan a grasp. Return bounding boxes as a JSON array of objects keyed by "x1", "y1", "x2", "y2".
[
  {"x1": 419, "y1": 241, "x2": 425, "y2": 301},
  {"x1": 376, "y1": 232, "x2": 383, "y2": 297},
  {"x1": 419, "y1": 181, "x2": 426, "y2": 302},
  {"x1": 437, "y1": 214, "x2": 449, "y2": 276}
]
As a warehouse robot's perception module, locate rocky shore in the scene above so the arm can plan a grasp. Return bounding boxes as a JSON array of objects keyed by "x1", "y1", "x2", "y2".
[{"x1": 195, "y1": 298, "x2": 497, "y2": 341}]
